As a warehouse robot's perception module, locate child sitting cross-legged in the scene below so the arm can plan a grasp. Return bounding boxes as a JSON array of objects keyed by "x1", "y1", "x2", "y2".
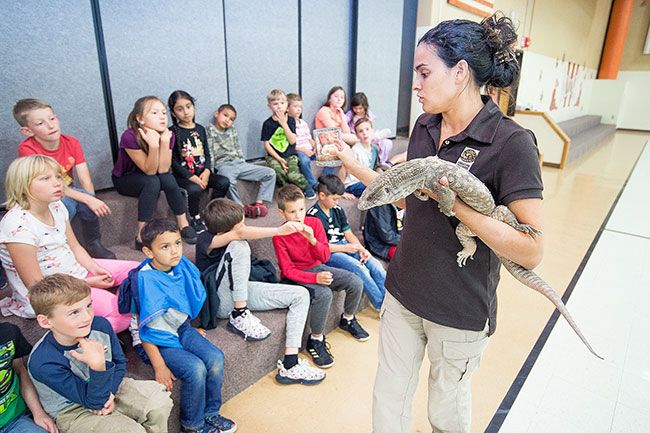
[
  {"x1": 28, "y1": 274, "x2": 173, "y2": 433},
  {"x1": 272, "y1": 185, "x2": 369, "y2": 369},
  {"x1": 196, "y1": 198, "x2": 325, "y2": 385},
  {"x1": 137, "y1": 219, "x2": 236, "y2": 433},
  {"x1": 307, "y1": 175, "x2": 386, "y2": 310}
]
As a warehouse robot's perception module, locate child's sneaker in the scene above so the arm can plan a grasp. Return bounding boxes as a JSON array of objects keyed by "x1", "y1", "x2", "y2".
[
  {"x1": 253, "y1": 203, "x2": 268, "y2": 217},
  {"x1": 227, "y1": 309, "x2": 271, "y2": 341},
  {"x1": 306, "y1": 336, "x2": 334, "y2": 368},
  {"x1": 243, "y1": 204, "x2": 259, "y2": 218},
  {"x1": 181, "y1": 225, "x2": 197, "y2": 244},
  {"x1": 190, "y1": 216, "x2": 207, "y2": 234},
  {"x1": 276, "y1": 358, "x2": 326, "y2": 385},
  {"x1": 205, "y1": 415, "x2": 237, "y2": 433},
  {"x1": 339, "y1": 315, "x2": 370, "y2": 341},
  {"x1": 180, "y1": 424, "x2": 218, "y2": 433}
]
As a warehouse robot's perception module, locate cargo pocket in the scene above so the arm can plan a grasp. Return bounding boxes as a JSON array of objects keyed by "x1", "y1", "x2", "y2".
[{"x1": 442, "y1": 336, "x2": 489, "y2": 382}]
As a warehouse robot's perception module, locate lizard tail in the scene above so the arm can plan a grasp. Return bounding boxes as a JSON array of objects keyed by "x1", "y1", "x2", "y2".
[{"x1": 501, "y1": 259, "x2": 604, "y2": 360}]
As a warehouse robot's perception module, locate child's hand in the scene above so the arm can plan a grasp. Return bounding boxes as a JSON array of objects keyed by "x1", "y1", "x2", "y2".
[
  {"x1": 189, "y1": 175, "x2": 206, "y2": 189},
  {"x1": 154, "y1": 364, "x2": 177, "y2": 391},
  {"x1": 274, "y1": 108, "x2": 288, "y2": 125},
  {"x1": 195, "y1": 327, "x2": 207, "y2": 337},
  {"x1": 342, "y1": 243, "x2": 359, "y2": 254},
  {"x1": 32, "y1": 411, "x2": 58, "y2": 433},
  {"x1": 86, "y1": 196, "x2": 111, "y2": 218},
  {"x1": 138, "y1": 127, "x2": 161, "y2": 149},
  {"x1": 279, "y1": 158, "x2": 288, "y2": 172},
  {"x1": 85, "y1": 274, "x2": 115, "y2": 289},
  {"x1": 199, "y1": 170, "x2": 211, "y2": 184},
  {"x1": 303, "y1": 148, "x2": 315, "y2": 157},
  {"x1": 316, "y1": 271, "x2": 333, "y2": 285},
  {"x1": 359, "y1": 248, "x2": 371, "y2": 264},
  {"x1": 69, "y1": 338, "x2": 106, "y2": 371},
  {"x1": 342, "y1": 192, "x2": 356, "y2": 200},
  {"x1": 278, "y1": 221, "x2": 303, "y2": 236},
  {"x1": 160, "y1": 128, "x2": 172, "y2": 145},
  {"x1": 299, "y1": 223, "x2": 314, "y2": 238}
]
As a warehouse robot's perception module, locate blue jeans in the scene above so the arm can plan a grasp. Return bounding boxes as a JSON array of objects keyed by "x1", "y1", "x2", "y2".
[
  {"x1": 346, "y1": 182, "x2": 366, "y2": 198},
  {"x1": 296, "y1": 151, "x2": 317, "y2": 196},
  {"x1": 327, "y1": 242, "x2": 386, "y2": 309},
  {"x1": 0, "y1": 413, "x2": 47, "y2": 433},
  {"x1": 61, "y1": 187, "x2": 98, "y2": 222},
  {"x1": 158, "y1": 321, "x2": 225, "y2": 430}
]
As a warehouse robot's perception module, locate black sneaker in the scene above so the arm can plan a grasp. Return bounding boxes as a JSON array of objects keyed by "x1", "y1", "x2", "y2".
[
  {"x1": 339, "y1": 315, "x2": 370, "y2": 341},
  {"x1": 190, "y1": 216, "x2": 207, "y2": 234},
  {"x1": 180, "y1": 225, "x2": 197, "y2": 244},
  {"x1": 306, "y1": 336, "x2": 334, "y2": 368}
]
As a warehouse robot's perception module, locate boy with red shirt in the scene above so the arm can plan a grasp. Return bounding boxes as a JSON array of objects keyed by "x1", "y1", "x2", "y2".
[
  {"x1": 13, "y1": 98, "x2": 114, "y2": 259},
  {"x1": 272, "y1": 184, "x2": 369, "y2": 368}
]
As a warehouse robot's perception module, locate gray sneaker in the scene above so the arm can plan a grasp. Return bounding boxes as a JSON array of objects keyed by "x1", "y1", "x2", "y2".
[
  {"x1": 227, "y1": 310, "x2": 271, "y2": 341},
  {"x1": 275, "y1": 358, "x2": 326, "y2": 385}
]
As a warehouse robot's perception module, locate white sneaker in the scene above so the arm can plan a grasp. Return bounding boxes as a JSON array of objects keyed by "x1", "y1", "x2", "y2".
[
  {"x1": 275, "y1": 358, "x2": 326, "y2": 385},
  {"x1": 227, "y1": 310, "x2": 271, "y2": 341}
]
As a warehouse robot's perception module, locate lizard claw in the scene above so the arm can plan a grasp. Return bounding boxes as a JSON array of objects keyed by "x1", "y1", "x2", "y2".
[
  {"x1": 517, "y1": 224, "x2": 543, "y2": 238},
  {"x1": 456, "y1": 251, "x2": 474, "y2": 267}
]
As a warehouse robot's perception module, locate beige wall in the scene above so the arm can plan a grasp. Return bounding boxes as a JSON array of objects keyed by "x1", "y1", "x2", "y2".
[
  {"x1": 528, "y1": 0, "x2": 611, "y2": 69},
  {"x1": 620, "y1": 2, "x2": 650, "y2": 71},
  {"x1": 417, "y1": 0, "x2": 610, "y2": 69}
]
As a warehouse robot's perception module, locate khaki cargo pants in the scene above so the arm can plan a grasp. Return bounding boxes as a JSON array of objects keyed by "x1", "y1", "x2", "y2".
[
  {"x1": 373, "y1": 292, "x2": 490, "y2": 433},
  {"x1": 56, "y1": 378, "x2": 172, "y2": 433}
]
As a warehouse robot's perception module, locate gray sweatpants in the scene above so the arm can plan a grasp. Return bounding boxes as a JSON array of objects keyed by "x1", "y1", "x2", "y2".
[
  {"x1": 215, "y1": 159, "x2": 276, "y2": 204},
  {"x1": 213, "y1": 240, "x2": 309, "y2": 349},
  {"x1": 299, "y1": 264, "x2": 364, "y2": 335}
]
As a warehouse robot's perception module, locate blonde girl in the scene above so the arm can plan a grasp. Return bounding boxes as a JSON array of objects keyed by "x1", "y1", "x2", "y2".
[{"x1": 0, "y1": 155, "x2": 135, "y2": 331}]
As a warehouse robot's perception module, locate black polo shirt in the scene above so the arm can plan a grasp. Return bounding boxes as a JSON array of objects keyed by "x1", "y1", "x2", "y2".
[{"x1": 385, "y1": 97, "x2": 543, "y2": 335}]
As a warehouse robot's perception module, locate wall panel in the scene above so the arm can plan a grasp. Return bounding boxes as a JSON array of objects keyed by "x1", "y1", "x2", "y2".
[
  {"x1": 301, "y1": 0, "x2": 353, "y2": 129},
  {"x1": 356, "y1": 0, "x2": 404, "y2": 134},
  {"x1": 224, "y1": 1, "x2": 299, "y2": 159},
  {"x1": 0, "y1": 1, "x2": 112, "y2": 199},
  {"x1": 99, "y1": 0, "x2": 228, "y2": 138}
]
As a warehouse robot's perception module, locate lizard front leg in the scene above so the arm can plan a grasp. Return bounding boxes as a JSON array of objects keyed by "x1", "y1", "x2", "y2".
[
  {"x1": 455, "y1": 223, "x2": 477, "y2": 267},
  {"x1": 423, "y1": 180, "x2": 457, "y2": 217},
  {"x1": 491, "y1": 205, "x2": 543, "y2": 238}
]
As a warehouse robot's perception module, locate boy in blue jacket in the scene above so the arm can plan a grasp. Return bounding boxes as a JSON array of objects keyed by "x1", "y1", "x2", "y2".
[{"x1": 137, "y1": 219, "x2": 236, "y2": 433}]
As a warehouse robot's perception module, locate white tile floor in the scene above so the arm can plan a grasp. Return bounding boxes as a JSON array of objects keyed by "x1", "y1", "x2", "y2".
[{"x1": 498, "y1": 141, "x2": 650, "y2": 433}]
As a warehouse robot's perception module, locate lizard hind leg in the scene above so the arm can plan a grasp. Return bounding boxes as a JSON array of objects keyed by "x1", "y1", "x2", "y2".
[
  {"x1": 455, "y1": 223, "x2": 477, "y2": 267},
  {"x1": 491, "y1": 205, "x2": 543, "y2": 238},
  {"x1": 425, "y1": 181, "x2": 457, "y2": 217}
]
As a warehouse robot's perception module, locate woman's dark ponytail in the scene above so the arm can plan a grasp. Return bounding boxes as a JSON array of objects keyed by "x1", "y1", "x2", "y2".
[{"x1": 481, "y1": 14, "x2": 519, "y2": 88}]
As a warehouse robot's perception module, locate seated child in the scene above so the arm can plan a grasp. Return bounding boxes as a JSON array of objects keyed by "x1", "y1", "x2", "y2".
[
  {"x1": 272, "y1": 185, "x2": 369, "y2": 369},
  {"x1": 261, "y1": 89, "x2": 308, "y2": 192},
  {"x1": 342, "y1": 118, "x2": 380, "y2": 197},
  {"x1": 0, "y1": 155, "x2": 135, "y2": 332},
  {"x1": 168, "y1": 90, "x2": 230, "y2": 234},
  {"x1": 111, "y1": 96, "x2": 197, "y2": 248},
  {"x1": 206, "y1": 104, "x2": 275, "y2": 218},
  {"x1": 363, "y1": 204, "x2": 404, "y2": 261},
  {"x1": 28, "y1": 274, "x2": 172, "y2": 433},
  {"x1": 345, "y1": 92, "x2": 393, "y2": 164},
  {"x1": 14, "y1": 98, "x2": 115, "y2": 259},
  {"x1": 286, "y1": 93, "x2": 317, "y2": 199},
  {"x1": 196, "y1": 198, "x2": 325, "y2": 385},
  {"x1": 314, "y1": 86, "x2": 357, "y2": 146},
  {"x1": 137, "y1": 219, "x2": 236, "y2": 433},
  {"x1": 307, "y1": 175, "x2": 386, "y2": 310},
  {"x1": 0, "y1": 322, "x2": 56, "y2": 433}
]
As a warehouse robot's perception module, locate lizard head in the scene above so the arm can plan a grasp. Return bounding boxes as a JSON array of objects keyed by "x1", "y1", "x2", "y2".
[{"x1": 358, "y1": 158, "x2": 430, "y2": 210}]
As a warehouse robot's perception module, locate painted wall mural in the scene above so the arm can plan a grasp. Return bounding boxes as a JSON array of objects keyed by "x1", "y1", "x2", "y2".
[{"x1": 516, "y1": 50, "x2": 596, "y2": 122}]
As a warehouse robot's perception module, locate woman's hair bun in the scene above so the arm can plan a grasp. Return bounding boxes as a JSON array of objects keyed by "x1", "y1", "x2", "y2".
[{"x1": 481, "y1": 13, "x2": 519, "y2": 88}]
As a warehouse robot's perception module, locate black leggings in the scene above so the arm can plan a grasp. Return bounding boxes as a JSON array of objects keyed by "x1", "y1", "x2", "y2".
[
  {"x1": 112, "y1": 172, "x2": 187, "y2": 222},
  {"x1": 176, "y1": 170, "x2": 230, "y2": 216}
]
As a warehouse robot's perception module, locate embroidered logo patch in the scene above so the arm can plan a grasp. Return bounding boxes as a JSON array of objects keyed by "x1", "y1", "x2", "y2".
[{"x1": 456, "y1": 147, "x2": 480, "y2": 170}]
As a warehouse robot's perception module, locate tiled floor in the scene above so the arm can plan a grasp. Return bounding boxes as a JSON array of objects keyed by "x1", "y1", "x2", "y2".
[{"x1": 498, "y1": 141, "x2": 650, "y2": 433}]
